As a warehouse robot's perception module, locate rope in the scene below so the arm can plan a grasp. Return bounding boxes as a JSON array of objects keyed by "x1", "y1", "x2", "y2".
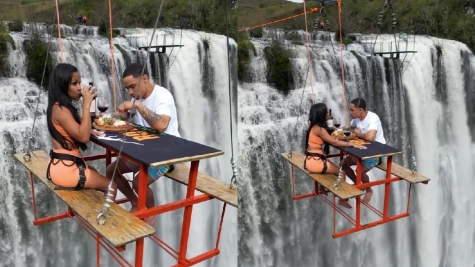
[
  {"x1": 108, "y1": 0, "x2": 118, "y2": 112},
  {"x1": 303, "y1": 0, "x2": 315, "y2": 105},
  {"x1": 54, "y1": 0, "x2": 64, "y2": 63},
  {"x1": 336, "y1": 0, "x2": 348, "y2": 126},
  {"x1": 96, "y1": 0, "x2": 166, "y2": 225},
  {"x1": 397, "y1": 60, "x2": 418, "y2": 174},
  {"x1": 238, "y1": 8, "x2": 319, "y2": 32},
  {"x1": 334, "y1": 137, "x2": 351, "y2": 190},
  {"x1": 23, "y1": 13, "x2": 57, "y2": 162},
  {"x1": 224, "y1": 0, "x2": 237, "y2": 190},
  {"x1": 286, "y1": 64, "x2": 311, "y2": 159},
  {"x1": 288, "y1": 2, "x2": 325, "y2": 158}
]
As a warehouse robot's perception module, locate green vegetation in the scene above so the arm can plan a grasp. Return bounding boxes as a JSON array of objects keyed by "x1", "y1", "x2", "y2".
[
  {"x1": 0, "y1": 0, "x2": 237, "y2": 84},
  {"x1": 238, "y1": 0, "x2": 475, "y2": 52},
  {"x1": 263, "y1": 40, "x2": 293, "y2": 94},
  {"x1": 23, "y1": 29, "x2": 52, "y2": 89},
  {"x1": 0, "y1": 0, "x2": 238, "y2": 40},
  {"x1": 0, "y1": 24, "x2": 15, "y2": 74},
  {"x1": 237, "y1": 33, "x2": 256, "y2": 80},
  {"x1": 8, "y1": 20, "x2": 23, "y2": 32}
]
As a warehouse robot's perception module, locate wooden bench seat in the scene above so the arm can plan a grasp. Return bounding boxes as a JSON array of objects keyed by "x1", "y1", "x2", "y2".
[
  {"x1": 281, "y1": 151, "x2": 364, "y2": 200},
  {"x1": 165, "y1": 164, "x2": 238, "y2": 208},
  {"x1": 14, "y1": 150, "x2": 156, "y2": 247},
  {"x1": 377, "y1": 161, "x2": 430, "y2": 184}
]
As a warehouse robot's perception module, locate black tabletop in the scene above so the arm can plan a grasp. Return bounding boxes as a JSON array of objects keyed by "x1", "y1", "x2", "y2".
[
  {"x1": 333, "y1": 141, "x2": 403, "y2": 160},
  {"x1": 91, "y1": 130, "x2": 223, "y2": 167}
]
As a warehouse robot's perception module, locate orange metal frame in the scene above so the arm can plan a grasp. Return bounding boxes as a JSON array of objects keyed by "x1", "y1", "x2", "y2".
[
  {"x1": 27, "y1": 147, "x2": 229, "y2": 267},
  {"x1": 288, "y1": 150, "x2": 427, "y2": 238}
]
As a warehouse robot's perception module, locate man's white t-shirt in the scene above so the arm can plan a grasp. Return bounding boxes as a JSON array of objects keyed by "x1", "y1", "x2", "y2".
[
  {"x1": 350, "y1": 111, "x2": 386, "y2": 144},
  {"x1": 132, "y1": 84, "x2": 181, "y2": 138}
]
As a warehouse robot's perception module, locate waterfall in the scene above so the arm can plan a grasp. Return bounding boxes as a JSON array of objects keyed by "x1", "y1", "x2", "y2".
[
  {"x1": 238, "y1": 31, "x2": 475, "y2": 267},
  {"x1": 0, "y1": 23, "x2": 237, "y2": 267}
]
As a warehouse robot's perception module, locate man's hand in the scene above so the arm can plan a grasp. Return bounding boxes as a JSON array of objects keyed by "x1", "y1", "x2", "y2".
[
  {"x1": 354, "y1": 128, "x2": 363, "y2": 138},
  {"x1": 118, "y1": 101, "x2": 134, "y2": 113}
]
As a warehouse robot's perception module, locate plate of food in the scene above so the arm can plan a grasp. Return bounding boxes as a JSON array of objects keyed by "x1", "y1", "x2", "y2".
[
  {"x1": 349, "y1": 139, "x2": 371, "y2": 145},
  {"x1": 331, "y1": 129, "x2": 357, "y2": 140},
  {"x1": 93, "y1": 114, "x2": 134, "y2": 133}
]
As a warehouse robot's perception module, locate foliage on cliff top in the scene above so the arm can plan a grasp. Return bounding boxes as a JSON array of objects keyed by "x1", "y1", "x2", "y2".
[
  {"x1": 0, "y1": 0, "x2": 238, "y2": 40},
  {"x1": 238, "y1": 0, "x2": 475, "y2": 52}
]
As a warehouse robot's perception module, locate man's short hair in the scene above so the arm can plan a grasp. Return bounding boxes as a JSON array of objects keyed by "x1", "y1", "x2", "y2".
[
  {"x1": 122, "y1": 63, "x2": 149, "y2": 79},
  {"x1": 351, "y1": 98, "x2": 366, "y2": 110}
]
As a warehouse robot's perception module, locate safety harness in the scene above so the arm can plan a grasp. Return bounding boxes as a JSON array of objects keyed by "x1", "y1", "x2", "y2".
[
  {"x1": 46, "y1": 150, "x2": 86, "y2": 190},
  {"x1": 304, "y1": 151, "x2": 328, "y2": 174}
]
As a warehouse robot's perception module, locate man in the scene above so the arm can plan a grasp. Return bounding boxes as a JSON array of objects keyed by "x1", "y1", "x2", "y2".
[
  {"x1": 341, "y1": 98, "x2": 386, "y2": 207},
  {"x1": 105, "y1": 63, "x2": 181, "y2": 226}
]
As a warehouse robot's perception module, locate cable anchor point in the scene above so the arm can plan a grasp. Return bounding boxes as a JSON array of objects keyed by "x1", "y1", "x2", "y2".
[
  {"x1": 23, "y1": 152, "x2": 31, "y2": 162},
  {"x1": 229, "y1": 158, "x2": 237, "y2": 189},
  {"x1": 96, "y1": 185, "x2": 115, "y2": 225},
  {"x1": 412, "y1": 156, "x2": 417, "y2": 174}
]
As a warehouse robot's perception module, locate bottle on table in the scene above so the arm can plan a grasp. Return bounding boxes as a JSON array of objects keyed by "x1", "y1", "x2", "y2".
[
  {"x1": 89, "y1": 82, "x2": 97, "y2": 127},
  {"x1": 327, "y1": 108, "x2": 334, "y2": 129}
]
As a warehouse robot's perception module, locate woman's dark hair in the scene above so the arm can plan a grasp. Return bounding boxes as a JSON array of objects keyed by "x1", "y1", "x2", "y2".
[
  {"x1": 305, "y1": 103, "x2": 329, "y2": 152},
  {"x1": 46, "y1": 63, "x2": 87, "y2": 151}
]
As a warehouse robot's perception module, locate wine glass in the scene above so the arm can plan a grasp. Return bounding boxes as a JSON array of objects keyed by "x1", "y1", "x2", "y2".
[
  {"x1": 97, "y1": 97, "x2": 108, "y2": 115},
  {"x1": 334, "y1": 117, "x2": 341, "y2": 129},
  {"x1": 343, "y1": 125, "x2": 353, "y2": 139}
]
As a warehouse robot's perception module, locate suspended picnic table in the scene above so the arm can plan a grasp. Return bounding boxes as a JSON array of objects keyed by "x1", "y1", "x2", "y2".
[
  {"x1": 282, "y1": 139, "x2": 430, "y2": 238},
  {"x1": 15, "y1": 124, "x2": 237, "y2": 267}
]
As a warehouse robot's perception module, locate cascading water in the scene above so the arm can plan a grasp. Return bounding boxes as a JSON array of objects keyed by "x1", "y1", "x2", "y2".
[
  {"x1": 0, "y1": 22, "x2": 237, "y2": 267},
  {"x1": 238, "y1": 29, "x2": 475, "y2": 267}
]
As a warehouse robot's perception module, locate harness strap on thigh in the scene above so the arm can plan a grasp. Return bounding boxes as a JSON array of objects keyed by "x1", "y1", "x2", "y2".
[
  {"x1": 304, "y1": 151, "x2": 328, "y2": 174},
  {"x1": 48, "y1": 150, "x2": 86, "y2": 189}
]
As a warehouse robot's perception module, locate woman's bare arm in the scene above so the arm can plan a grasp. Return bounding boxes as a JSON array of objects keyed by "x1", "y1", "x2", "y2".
[
  {"x1": 313, "y1": 126, "x2": 359, "y2": 147},
  {"x1": 53, "y1": 105, "x2": 91, "y2": 143}
]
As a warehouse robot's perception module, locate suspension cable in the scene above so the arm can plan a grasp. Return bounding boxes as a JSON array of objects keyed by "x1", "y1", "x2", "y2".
[
  {"x1": 303, "y1": 0, "x2": 315, "y2": 105},
  {"x1": 336, "y1": 0, "x2": 349, "y2": 126},
  {"x1": 224, "y1": 0, "x2": 237, "y2": 190},
  {"x1": 108, "y1": 0, "x2": 118, "y2": 112},
  {"x1": 23, "y1": 13, "x2": 57, "y2": 163},
  {"x1": 286, "y1": 64, "x2": 311, "y2": 159},
  {"x1": 96, "y1": 0, "x2": 166, "y2": 225},
  {"x1": 54, "y1": 0, "x2": 64, "y2": 63}
]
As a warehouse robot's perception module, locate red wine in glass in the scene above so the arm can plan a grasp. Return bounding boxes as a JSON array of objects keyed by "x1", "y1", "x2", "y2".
[
  {"x1": 98, "y1": 106, "x2": 108, "y2": 112},
  {"x1": 334, "y1": 117, "x2": 341, "y2": 129},
  {"x1": 344, "y1": 130, "x2": 351, "y2": 137}
]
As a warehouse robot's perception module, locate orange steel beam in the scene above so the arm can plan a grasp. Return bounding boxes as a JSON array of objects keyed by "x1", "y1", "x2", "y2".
[
  {"x1": 132, "y1": 194, "x2": 211, "y2": 219},
  {"x1": 102, "y1": 150, "x2": 222, "y2": 267},
  {"x1": 134, "y1": 163, "x2": 148, "y2": 267},
  {"x1": 238, "y1": 8, "x2": 319, "y2": 32},
  {"x1": 178, "y1": 160, "x2": 200, "y2": 264},
  {"x1": 72, "y1": 216, "x2": 131, "y2": 267},
  {"x1": 383, "y1": 156, "x2": 393, "y2": 218}
]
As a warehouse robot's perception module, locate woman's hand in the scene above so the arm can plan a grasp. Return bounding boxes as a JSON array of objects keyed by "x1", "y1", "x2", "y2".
[
  {"x1": 352, "y1": 143, "x2": 366, "y2": 149},
  {"x1": 82, "y1": 85, "x2": 97, "y2": 107},
  {"x1": 91, "y1": 129, "x2": 104, "y2": 137}
]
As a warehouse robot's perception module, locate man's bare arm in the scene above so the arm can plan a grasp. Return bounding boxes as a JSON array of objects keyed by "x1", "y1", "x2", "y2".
[
  {"x1": 135, "y1": 102, "x2": 170, "y2": 132},
  {"x1": 361, "y1": 129, "x2": 376, "y2": 141}
]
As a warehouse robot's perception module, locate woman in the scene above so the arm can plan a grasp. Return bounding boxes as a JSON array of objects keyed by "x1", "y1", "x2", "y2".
[
  {"x1": 46, "y1": 63, "x2": 117, "y2": 199},
  {"x1": 304, "y1": 103, "x2": 364, "y2": 199}
]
